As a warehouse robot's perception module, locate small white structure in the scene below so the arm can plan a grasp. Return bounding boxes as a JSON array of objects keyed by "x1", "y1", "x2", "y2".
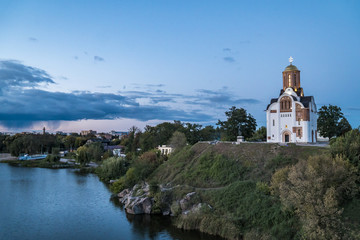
[
  {"x1": 157, "y1": 145, "x2": 173, "y2": 155},
  {"x1": 236, "y1": 136, "x2": 244, "y2": 144},
  {"x1": 266, "y1": 57, "x2": 317, "y2": 143}
]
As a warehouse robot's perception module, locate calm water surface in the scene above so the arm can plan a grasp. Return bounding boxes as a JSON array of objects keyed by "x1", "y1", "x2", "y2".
[{"x1": 0, "y1": 163, "x2": 222, "y2": 240}]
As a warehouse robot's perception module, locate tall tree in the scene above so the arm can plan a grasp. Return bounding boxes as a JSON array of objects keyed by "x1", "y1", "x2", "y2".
[
  {"x1": 168, "y1": 131, "x2": 187, "y2": 150},
  {"x1": 247, "y1": 126, "x2": 267, "y2": 142},
  {"x1": 217, "y1": 106, "x2": 257, "y2": 141},
  {"x1": 317, "y1": 105, "x2": 351, "y2": 139}
]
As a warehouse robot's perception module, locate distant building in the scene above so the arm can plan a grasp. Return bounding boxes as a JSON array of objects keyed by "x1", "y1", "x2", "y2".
[
  {"x1": 266, "y1": 57, "x2": 317, "y2": 143},
  {"x1": 104, "y1": 145, "x2": 124, "y2": 157},
  {"x1": 110, "y1": 130, "x2": 129, "y2": 139},
  {"x1": 157, "y1": 145, "x2": 173, "y2": 155},
  {"x1": 81, "y1": 130, "x2": 97, "y2": 136},
  {"x1": 96, "y1": 133, "x2": 113, "y2": 140}
]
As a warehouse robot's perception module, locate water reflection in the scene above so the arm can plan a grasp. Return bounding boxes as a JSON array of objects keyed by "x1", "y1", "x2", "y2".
[
  {"x1": 0, "y1": 164, "x2": 224, "y2": 240},
  {"x1": 110, "y1": 197, "x2": 224, "y2": 240}
]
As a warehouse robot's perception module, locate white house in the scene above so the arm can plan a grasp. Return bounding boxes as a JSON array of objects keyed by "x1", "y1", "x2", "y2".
[
  {"x1": 157, "y1": 145, "x2": 173, "y2": 155},
  {"x1": 266, "y1": 57, "x2": 317, "y2": 143}
]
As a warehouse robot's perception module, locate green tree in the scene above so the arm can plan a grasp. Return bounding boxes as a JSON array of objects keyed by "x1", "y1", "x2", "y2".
[
  {"x1": 63, "y1": 135, "x2": 76, "y2": 151},
  {"x1": 330, "y1": 129, "x2": 360, "y2": 171},
  {"x1": 199, "y1": 125, "x2": 217, "y2": 141},
  {"x1": 169, "y1": 131, "x2": 187, "y2": 150},
  {"x1": 183, "y1": 123, "x2": 202, "y2": 145},
  {"x1": 217, "y1": 106, "x2": 257, "y2": 141},
  {"x1": 272, "y1": 154, "x2": 358, "y2": 239},
  {"x1": 76, "y1": 146, "x2": 90, "y2": 166},
  {"x1": 247, "y1": 126, "x2": 267, "y2": 142},
  {"x1": 337, "y1": 117, "x2": 352, "y2": 137},
  {"x1": 96, "y1": 157, "x2": 127, "y2": 182},
  {"x1": 317, "y1": 105, "x2": 351, "y2": 139}
]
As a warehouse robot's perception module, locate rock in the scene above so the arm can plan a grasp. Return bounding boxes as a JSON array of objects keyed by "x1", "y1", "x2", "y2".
[
  {"x1": 162, "y1": 210, "x2": 170, "y2": 216},
  {"x1": 109, "y1": 180, "x2": 116, "y2": 184},
  {"x1": 179, "y1": 192, "x2": 196, "y2": 211},
  {"x1": 118, "y1": 189, "x2": 130, "y2": 198},
  {"x1": 125, "y1": 197, "x2": 153, "y2": 214}
]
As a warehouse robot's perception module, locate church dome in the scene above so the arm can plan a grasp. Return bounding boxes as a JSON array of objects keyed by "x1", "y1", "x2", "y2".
[{"x1": 284, "y1": 64, "x2": 298, "y2": 71}]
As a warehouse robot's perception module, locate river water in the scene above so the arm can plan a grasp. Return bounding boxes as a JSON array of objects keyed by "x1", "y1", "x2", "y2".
[{"x1": 0, "y1": 163, "x2": 222, "y2": 240}]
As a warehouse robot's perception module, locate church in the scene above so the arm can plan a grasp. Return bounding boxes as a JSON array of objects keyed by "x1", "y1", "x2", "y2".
[{"x1": 266, "y1": 57, "x2": 317, "y2": 143}]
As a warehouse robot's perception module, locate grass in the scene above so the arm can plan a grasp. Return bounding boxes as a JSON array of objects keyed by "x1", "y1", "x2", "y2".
[{"x1": 146, "y1": 143, "x2": 329, "y2": 239}]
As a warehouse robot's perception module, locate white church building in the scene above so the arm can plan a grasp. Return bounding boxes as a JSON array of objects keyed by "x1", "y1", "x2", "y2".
[{"x1": 266, "y1": 57, "x2": 317, "y2": 143}]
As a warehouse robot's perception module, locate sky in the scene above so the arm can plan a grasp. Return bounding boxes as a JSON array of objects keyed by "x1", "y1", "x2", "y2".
[{"x1": 0, "y1": 0, "x2": 359, "y2": 133}]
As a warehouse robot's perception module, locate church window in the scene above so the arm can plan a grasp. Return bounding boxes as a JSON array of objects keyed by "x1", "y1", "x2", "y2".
[
  {"x1": 273, "y1": 119, "x2": 275, "y2": 126},
  {"x1": 298, "y1": 129, "x2": 301, "y2": 136},
  {"x1": 288, "y1": 75, "x2": 291, "y2": 87}
]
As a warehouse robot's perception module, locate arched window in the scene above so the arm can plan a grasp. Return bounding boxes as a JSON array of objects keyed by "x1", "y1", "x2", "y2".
[
  {"x1": 280, "y1": 96, "x2": 292, "y2": 112},
  {"x1": 288, "y1": 75, "x2": 291, "y2": 87}
]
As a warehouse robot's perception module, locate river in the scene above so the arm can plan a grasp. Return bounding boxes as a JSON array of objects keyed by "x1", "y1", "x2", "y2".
[{"x1": 0, "y1": 163, "x2": 222, "y2": 240}]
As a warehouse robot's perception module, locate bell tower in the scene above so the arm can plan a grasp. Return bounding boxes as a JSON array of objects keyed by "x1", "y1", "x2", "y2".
[{"x1": 281, "y1": 57, "x2": 304, "y2": 97}]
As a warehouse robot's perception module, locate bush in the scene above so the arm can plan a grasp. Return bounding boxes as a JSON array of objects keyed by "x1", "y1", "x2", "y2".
[
  {"x1": 96, "y1": 157, "x2": 127, "y2": 182},
  {"x1": 44, "y1": 154, "x2": 60, "y2": 163},
  {"x1": 110, "y1": 177, "x2": 126, "y2": 193},
  {"x1": 330, "y1": 129, "x2": 360, "y2": 170},
  {"x1": 273, "y1": 154, "x2": 359, "y2": 239}
]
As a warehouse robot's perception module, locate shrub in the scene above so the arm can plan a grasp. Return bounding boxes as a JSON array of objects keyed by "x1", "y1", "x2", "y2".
[
  {"x1": 110, "y1": 177, "x2": 126, "y2": 193},
  {"x1": 96, "y1": 157, "x2": 127, "y2": 182},
  {"x1": 330, "y1": 129, "x2": 360, "y2": 170},
  {"x1": 273, "y1": 154, "x2": 359, "y2": 239}
]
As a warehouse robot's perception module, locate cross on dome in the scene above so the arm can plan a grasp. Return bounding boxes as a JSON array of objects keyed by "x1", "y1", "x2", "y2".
[{"x1": 289, "y1": 56, "x2": 294, "y2": 65}]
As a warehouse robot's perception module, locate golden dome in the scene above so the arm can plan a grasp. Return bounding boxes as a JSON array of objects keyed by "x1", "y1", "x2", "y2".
[{"x1": 284, "y1": 64, "x2": 299, "y2": 71}]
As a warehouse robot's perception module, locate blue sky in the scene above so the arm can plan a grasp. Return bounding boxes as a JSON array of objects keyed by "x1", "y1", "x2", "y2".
[{"x1": 0, "y1": 0, "x2": 359, "y2": 132}]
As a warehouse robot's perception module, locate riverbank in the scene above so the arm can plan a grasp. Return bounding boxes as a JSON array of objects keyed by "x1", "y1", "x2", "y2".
[
  {"x1": 111, "y1": 142, "x2": 360, "y2": 240},
  {"x1": 0, "y1": 159, "x2": 74, "y2": 168}
]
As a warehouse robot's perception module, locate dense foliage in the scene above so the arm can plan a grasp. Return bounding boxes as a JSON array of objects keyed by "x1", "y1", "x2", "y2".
[
  {"x1": 96, "y1": 157, "x2": 128, "y2": 182},
  {"x1": 217, "y1": 106, "x2": 257, "y2": 141},
  {"x1": 330, "y1": 128, "x2": 360, "y2": 171},
  {"x1": 317, "y1": 104, "x2": 352, "y2": 139},
  {"x1": 272, "y1": 154, "x2": 358, "y2": 239},
  {"x1": 76, "y1": 142, "x2": 103, "y2": 165}
]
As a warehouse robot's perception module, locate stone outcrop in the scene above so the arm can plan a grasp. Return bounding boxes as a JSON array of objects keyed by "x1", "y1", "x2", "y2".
[{"x1": 117, "y1": 182, "x2": 211, "y2": 216}]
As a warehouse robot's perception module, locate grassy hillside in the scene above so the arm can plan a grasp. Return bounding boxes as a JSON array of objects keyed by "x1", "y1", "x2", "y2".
[
  {"x1": 147, "y1": 143, "x2": 332, "y2": 239},
  {"x1": 150, "y1": 142, "x2": 328, "y2": 187}
]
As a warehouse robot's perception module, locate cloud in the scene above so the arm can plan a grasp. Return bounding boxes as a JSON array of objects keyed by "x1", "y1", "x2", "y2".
[
  {"x1": 0, "y1": 60, "x2": 215, "y2": 128},
  {"x1": 28, "y1": 37, "x2": 38, "y2": 42},
  {"x1": 94, "y1": 56, "x2": 105, "y2": 62},
  {"x1": 190, "y1": 88, "x2": 260, "y2": 107},
  {"x1": 97, "y1": 85, "x2": 111, "y2": 89},
  {"x1": 223, "y1": 57, "x2": 235, "y2": 63},
  {"x1": 74, "y1": 56, "x2": 79, "y2": 60},
  {"x1": 223, "y1": 48, "x2": 231, "y2": 52},
  {"x1": 347, "y1": 107, "x2": 360, "y2": 111},
  {"x1": 0, "y1": 60, "x2": 54, "y2": 90}
]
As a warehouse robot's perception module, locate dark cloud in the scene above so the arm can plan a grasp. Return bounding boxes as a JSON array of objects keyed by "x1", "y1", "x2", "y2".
[
  {"x1": 223, "y1": 48, "x2": 231, "y2": 52},
  {"x1": 94, "y1": 56, "x2": 104, "y2": 62},
  {"x1": 0, "y1": 60, "x2": 54, "y2": 90},
  {"x1": 28, "y1": 37, "x2": 38, "y2": 42},
  {"x1": 0, "y1": 60, "x2": 215, "y2": 128},
  {"x1": 223, "y1": 57, "x2": 235, "y2": 63}
]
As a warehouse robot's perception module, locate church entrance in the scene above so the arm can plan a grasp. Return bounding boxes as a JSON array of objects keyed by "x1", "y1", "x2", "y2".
[
  {"x1": 285, "y1": 134, "x2": 289, "y2": 143},
  {"x1": 282, "y1": 131, "x2": 291, "y2": 143}
]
